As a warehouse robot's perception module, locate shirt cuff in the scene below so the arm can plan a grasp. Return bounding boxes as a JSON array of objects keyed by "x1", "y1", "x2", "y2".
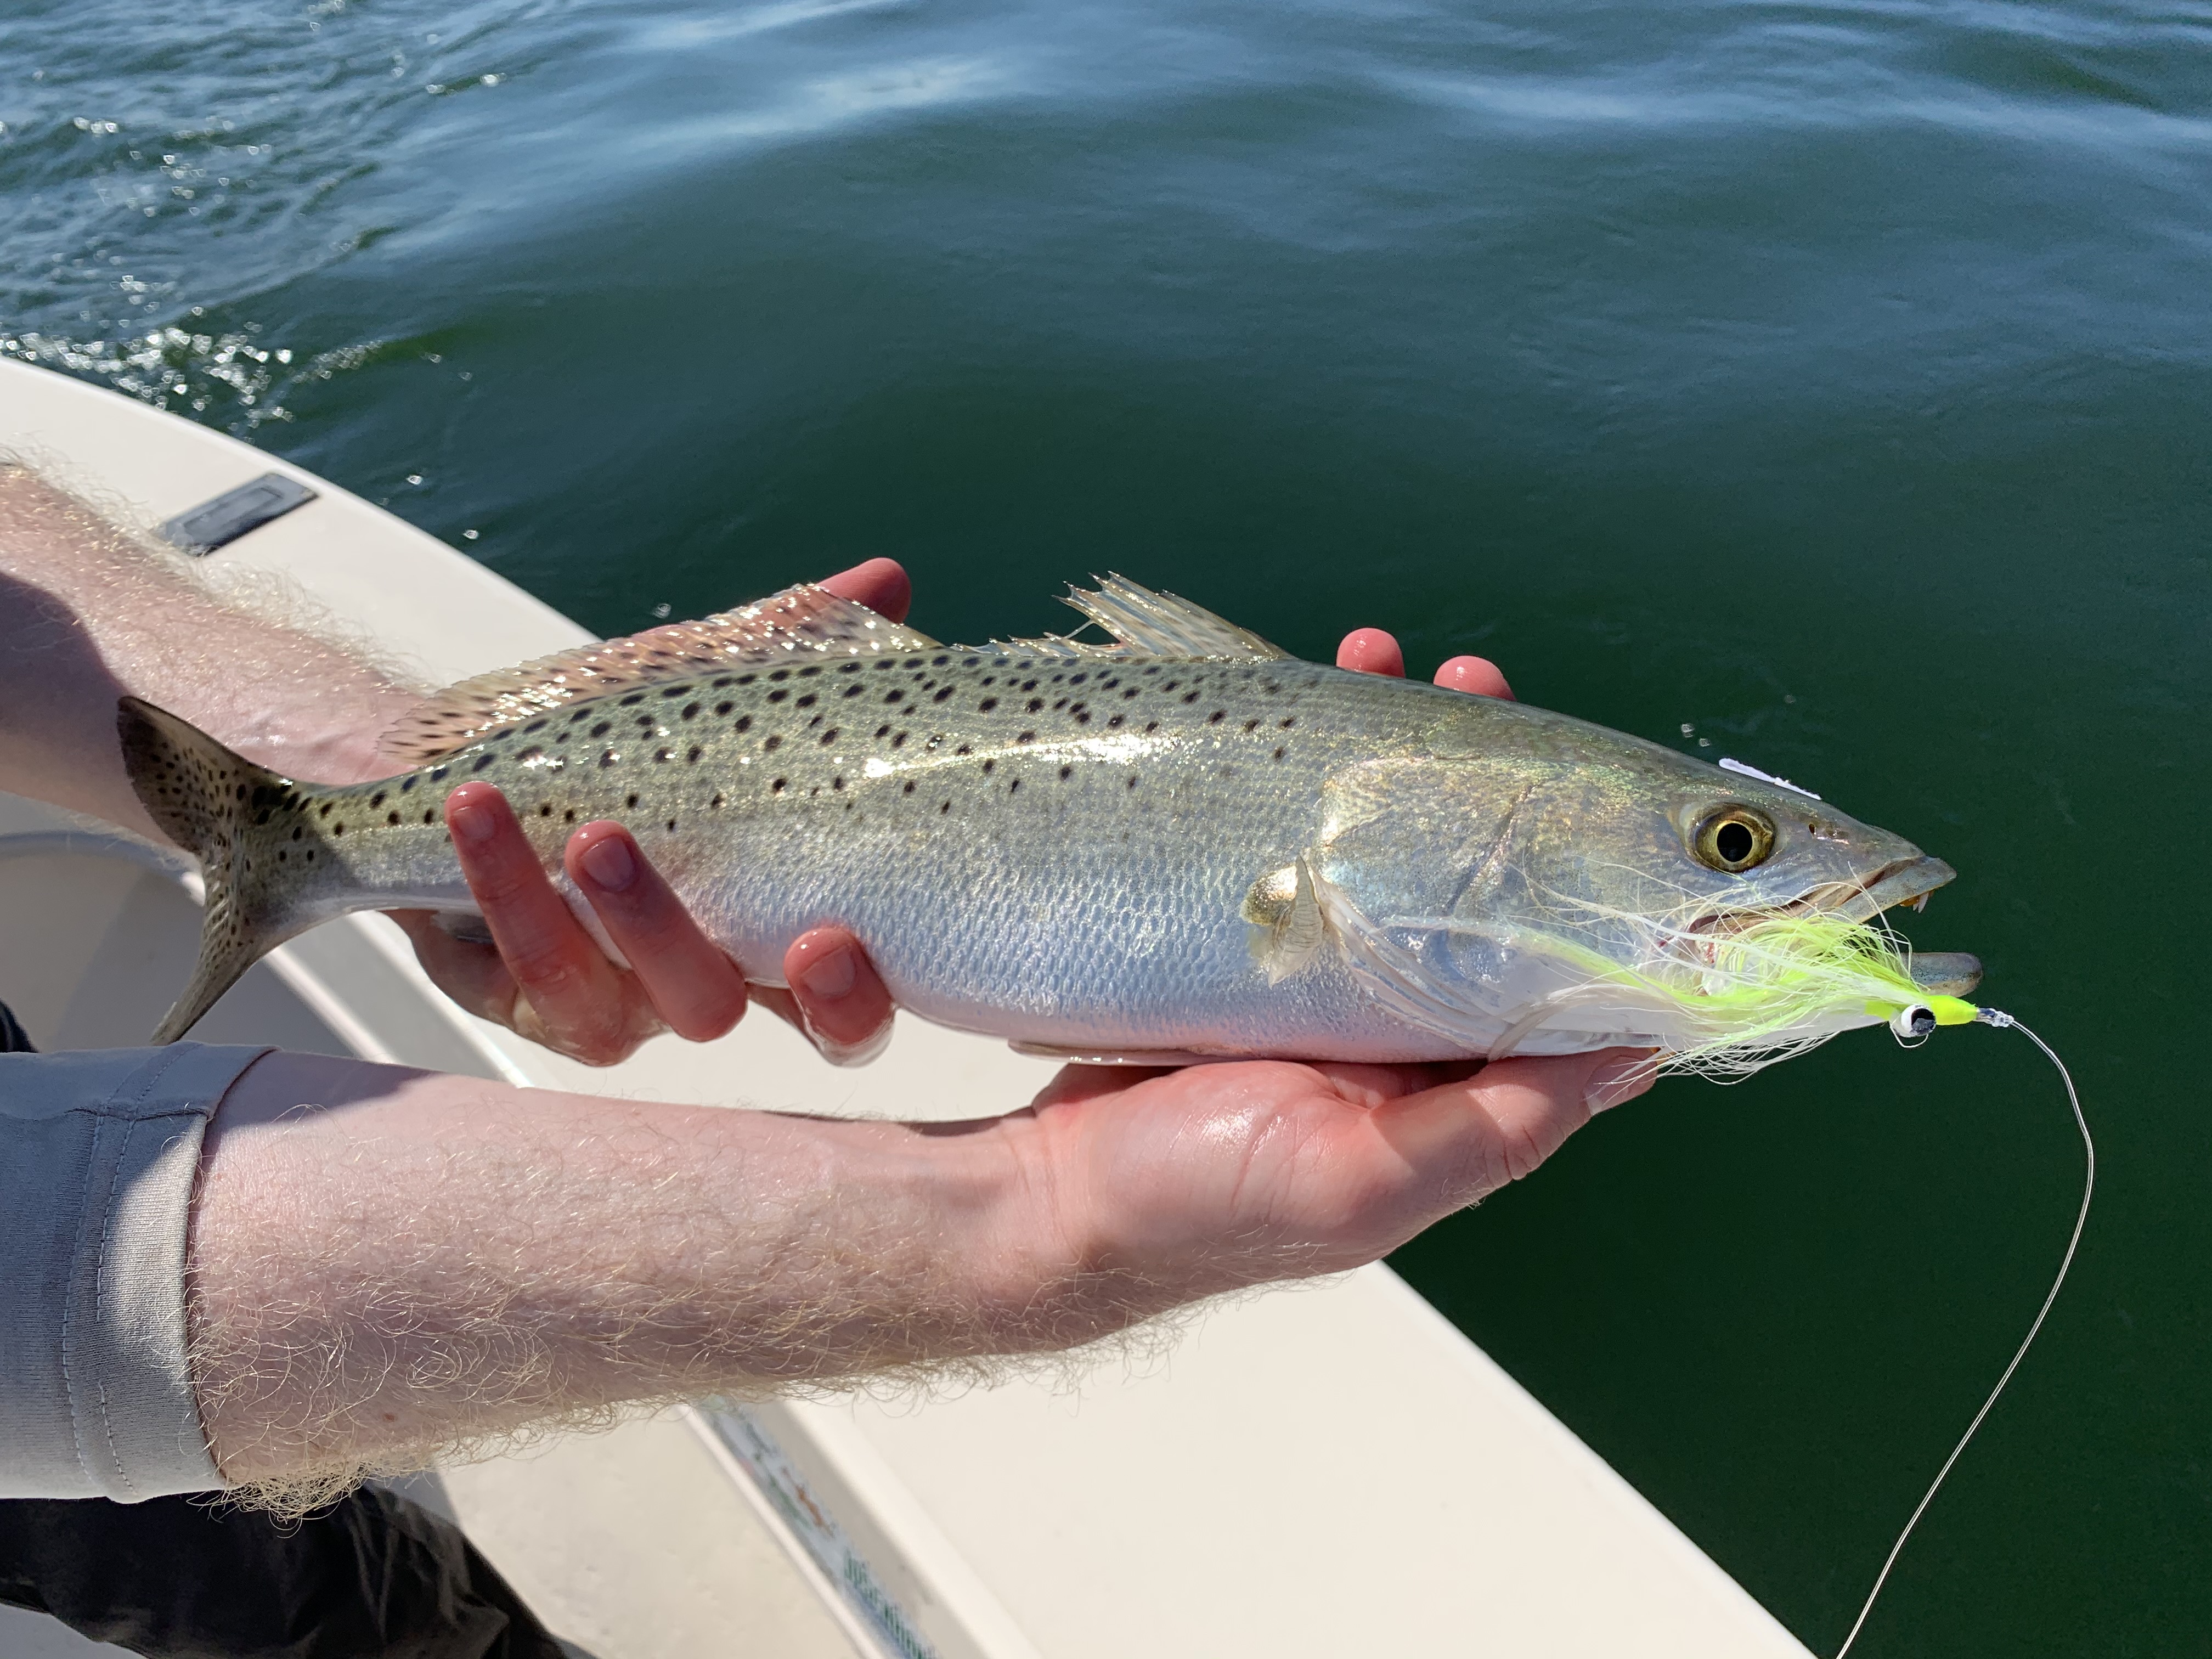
[{"x1": 1, "y1": 1043, "x2": 274, "y2": 1500}]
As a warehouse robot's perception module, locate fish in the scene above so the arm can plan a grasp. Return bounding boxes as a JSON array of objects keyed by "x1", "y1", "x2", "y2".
[{"x1": 120, "y1": 576, "x2": 1977, "y2": 1065}]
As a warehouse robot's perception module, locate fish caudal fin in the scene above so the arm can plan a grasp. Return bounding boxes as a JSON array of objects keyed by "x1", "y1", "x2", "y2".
[{"x1": 117, "y1": 696, "x2": 302, "y2": 1043}]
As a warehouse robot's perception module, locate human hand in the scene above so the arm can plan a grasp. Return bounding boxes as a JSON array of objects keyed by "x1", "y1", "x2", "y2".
[
  {"x1": 386, "y1": 559, "x2": 909, "y2": 1067},
  {"x1": 1006, "y1": 1051, "x2": 1653, "y2": 1306}
]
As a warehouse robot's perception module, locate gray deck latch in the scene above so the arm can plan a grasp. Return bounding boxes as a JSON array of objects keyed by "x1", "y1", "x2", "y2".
[{"x1": 160, "y1": 472, "x2": 319, "y2": 554}]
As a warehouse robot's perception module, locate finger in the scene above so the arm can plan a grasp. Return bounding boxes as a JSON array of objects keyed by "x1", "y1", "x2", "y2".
[
  {"x1": 565, "y1": 821, "x2": 750, "y2": 1043},
  {"x1": 385, "y1": 908, "x2": 517, "y2": 1024},
  {"x1": 1434, "y1": 655, "x2": 1515, "y2": 700},
  {"x1": 819, "y1": 558, "x2": 912, "y2": 624},
  {"x1": 445, "y1": 782, "x2": 637, "y2": 1057},
  {"x1": 782, "y1": 927, "x2": 896, "y2": 1065},
  {"x1": 1335, "y1": 628, "x2": 1406, "y2": 678},
  {"x1": 1373, "y1": 1048, "x2": 1656, "y2": 1202}
]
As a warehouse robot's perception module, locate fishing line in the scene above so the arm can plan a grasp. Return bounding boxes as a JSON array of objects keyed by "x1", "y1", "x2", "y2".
[{"x1": 1832, "y1": 1008, "x2": 2095, "y2": 1658}]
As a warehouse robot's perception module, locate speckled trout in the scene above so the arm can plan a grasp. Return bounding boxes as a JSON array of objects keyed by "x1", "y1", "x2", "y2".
[{"x1": 123, "y1": 577, "x2": 1978, "y2": 1063}]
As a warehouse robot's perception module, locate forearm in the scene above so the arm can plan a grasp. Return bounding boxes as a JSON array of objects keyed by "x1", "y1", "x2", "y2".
[
  {"x1": 0, "y1": 465, "x2": 418, "y2": 836},
  {"x1": 189, "y1": 1052, "x2": 1102, "y2": 1489}
]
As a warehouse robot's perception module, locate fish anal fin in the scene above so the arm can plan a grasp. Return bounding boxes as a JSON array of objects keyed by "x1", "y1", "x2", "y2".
[
  {"x1": 991, "y1": 574, "x2": 1294, "y2": 662},
  {"x1": 376, "y1": 584, "x2": 940, "y2": 766},
  {"x1": 1010, "y1": 1042, "x2": 1231, "y2": 1066}
]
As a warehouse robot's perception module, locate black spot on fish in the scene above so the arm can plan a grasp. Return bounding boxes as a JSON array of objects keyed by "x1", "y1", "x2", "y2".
[
  {"x1": 933, "y1": 686, "x2": 955, "y2": 703},
  {"x1": 524, "y1": 719, "x2": 548, "y2": 735},
  {"x1": 1280, "y1": 716, "x2": 1296, "y2": 729},
  {"x1": 981, "y1": 759, "x2": 995, "y2": 774},
  {"x1": 590, "y1": 721, "x2": 612, "y2": 737},
  {"x1": 843, "y1": 684, "x2": 864, "y2": 699},
  {"x1": 713, "y1": 676, "x2": 735, "y2": 689},
  {"x1": 569, "y1": 709, "x2": 590, "y2": 723},
  {"x1": 979, "y1": 697, "x2": 998, "y2": 712},
  {"x1": 892, "y1": 731, "x2": 908, "y2": 748},
  {"x1": 940, "y1": 800, "x2": 951, "y2": 814},
  {"x1": 1183, "y1": 692, "x2": 1201, "y2": 705},
  {"x1": 1009, "y1": 778, "x2": 1021, "y2": 793},
  {"x1": 733, "y1": 714, "x2": 751, "y2": 732},
  {"x1": 795, "y1": 693, "x2": 817, "y2": 709},
  {"x1": 1107, "y1": 714, "x2": 1124, "y2": 728},
  {"x1": 1243, "y1": 718, "x2": 1261, "y2": 732},
  {"x1": 1052, "y1": 698, "x2": 1068, "y2": 710},
  {"x1": 955, "y1": 743, "x2": 972, "y2": 756},
  {"x1": 620, "y1": 693, "x2": 646, "y2": 706},
  {"x1": 1208, "y1": 710, "x2": 1225, "y2": 724},
  {"x1": 1026, "y1": 698, "x2": 1043, "y2": 713},
  {"x1": 1272, "y1": 746, "x2": 1287, "y2": 760},
  {"x1": 682, "y1": 703, "x2": 701, "y2": 721},
  {"x1": 662, "y1": 685, "x2": 686, "y2": 699},
  {"x1": 601, "y1": 749, "x2": 619, "y2": 767},
  {"x1": 540, "y1": 803, "x2": 553, "y2": 816},
  {"x1": 764, "y1": 735, "x2": 782, "y2": 752},
  {"x1": 902, "y1": 780, "x2": 916, "y2": 794},
  {"x1": 885, "y1": 689, "x2": 904, "y2": 704},
  {"x1": 799, "y1": 665, "x2": 822, "y2": 678},
  {"x1": 1070, "y1": 673, "x2": 1088, "y2": 685},
  {"x1": 473, "y1": 754, "x2": 496, "y2": 771},
  {"x1": 713, "y1": 700, "x2": 734, "y2": 717},
  {"x1": 332, "y1": 822, "x2": 345, "y2": 836},
  {"x1": 370, "y1": 791, "x2": 386, "y2": 807},
  {"x1": 820, "y1": 729, "x2": 839, "y2": 745},
  {"x1": 625, "y1": 793, "x2": 639, "y2": 809},
  {"x1": 564, "y1": 808, "x2": 576, "y2": 822},
  {"x1": 771, "y1": 778, "x2": 787, "y2": 793},
  {"x1": 401, "y1": 775, "x2": 417, "y2": 793},
  {"x1": 1017, "y1": 730, "x2": 1036, "y2": 744},
  {"x1": 839, "y1": 661, "x2": 862, "y2": 673},
  {"x1": 656, "y1": 748, "x2": 674, "y2": 763},
  {"x1": 1144, "y1": 721, "x2": 1159, "y2": 733},
  {"x1": 1059, "y1": 764, "x2": 1073, "y2": 780},
  {"x1": 1126, "y1": 775, "x2": 1138, "y2": 789},
  {"x1": 667, "y1": 818, "x2": 678, "y2": 831},
  {"x1": 292, "y1": 827, "x2": 303, "y2": 840},
  {"x1": 768, "y1": 690, "x2": 788, "y2": 703},
  {"x1": 832, "y1": 776, "x2": 844, "y2": 790},
  {"x1": 711, "y1": 792, "x2": 726, "y2": 808},
  {"x1": 318, "y1": 802, "x2": 331, "y2": 817},
  {"x1": 424, "y1": 810, "x2": 436, "y2": 825}
]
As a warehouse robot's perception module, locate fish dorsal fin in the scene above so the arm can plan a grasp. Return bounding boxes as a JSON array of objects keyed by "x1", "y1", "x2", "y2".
[
  {"x1": 993, "y1": 574, "x2": 1294, "y2": 662},
  {"x1": 376, "y1": 584, "x2": 939, "y2": 766}
]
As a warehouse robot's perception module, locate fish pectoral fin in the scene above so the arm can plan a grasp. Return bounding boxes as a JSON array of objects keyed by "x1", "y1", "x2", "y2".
[
  {"x1": 375, "y1": 584, "x2": 941, "y2": 765},
  {"x1": 1906, "y1": 951, "x2": 1983, "y2": 997},
  {"x1": 988, "y1": 574, "x2": 1296, "y2": 662},
  {"x1": 1242, "y1": 856, "x2": 1329, "y2": 985}
]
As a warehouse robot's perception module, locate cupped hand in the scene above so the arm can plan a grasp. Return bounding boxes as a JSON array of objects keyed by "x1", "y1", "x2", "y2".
[
  {"x1": 1007, "y1": 1049, "x2": 1653, "y2": 1304},
  {"x1": 386, "y1": 558, "x2": 908, "y2": 1066}
]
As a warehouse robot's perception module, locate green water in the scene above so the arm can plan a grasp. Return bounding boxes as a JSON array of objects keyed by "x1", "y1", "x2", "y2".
[{"x1": 4, "y1": 1, "x2": 2207, "y2": 1649}]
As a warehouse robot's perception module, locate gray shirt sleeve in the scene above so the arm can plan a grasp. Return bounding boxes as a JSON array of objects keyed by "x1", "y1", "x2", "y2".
[{"x1": 1, "y1": 1042, "x2": 273, "y2": 1501}]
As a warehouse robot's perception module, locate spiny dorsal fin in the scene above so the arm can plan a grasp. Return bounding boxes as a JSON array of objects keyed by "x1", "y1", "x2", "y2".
[
  {"x1": 376, "y1": 584, "x2": 939, "y2": 766},
  {"x1": 992, "y1": 574, "x2": 1294, "y2": 662}
]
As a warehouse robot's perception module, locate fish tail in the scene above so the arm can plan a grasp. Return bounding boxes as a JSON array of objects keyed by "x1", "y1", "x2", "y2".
[{"x1": 117, "y1": 696, "x2": 314, "y2": 1043}]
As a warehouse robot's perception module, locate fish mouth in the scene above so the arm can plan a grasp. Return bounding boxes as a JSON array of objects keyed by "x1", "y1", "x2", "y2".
[
  {"x1": 1684, "y1": 855, "x2": 1980, "y2": 996},
  {"x1": 1812, "y1": 855, "x2": 1958, "y2": 924}
]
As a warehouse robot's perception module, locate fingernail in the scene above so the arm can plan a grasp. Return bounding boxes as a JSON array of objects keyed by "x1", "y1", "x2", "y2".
[
  {"x1": 797, "y1": 943, "x2": 858, "y2": 1001},
  {"x1": 449, "y1": 797, "x2": 498, "y2": 843},
  {"x1": 578, "y1": 835, "x2": 637, "y2": 892},
  {"x1": 1586, "y1": 1056, "x2": 1655, "y2": 1113}
]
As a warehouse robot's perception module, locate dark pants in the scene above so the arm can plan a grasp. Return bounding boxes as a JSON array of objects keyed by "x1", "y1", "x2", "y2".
[{"x1": 0, "y1": 1007, "x2": 568, "y2": 1659}]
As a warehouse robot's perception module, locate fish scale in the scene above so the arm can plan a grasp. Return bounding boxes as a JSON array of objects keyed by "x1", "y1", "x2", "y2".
[{"x1": 120, "y1": 577, "x2": 1971, "y2": 1063}]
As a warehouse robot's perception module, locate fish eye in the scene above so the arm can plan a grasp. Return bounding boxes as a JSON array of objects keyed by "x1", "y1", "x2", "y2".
[{"x1": 1691, "y1": 804, "x2": 1776, "y2": 873}]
